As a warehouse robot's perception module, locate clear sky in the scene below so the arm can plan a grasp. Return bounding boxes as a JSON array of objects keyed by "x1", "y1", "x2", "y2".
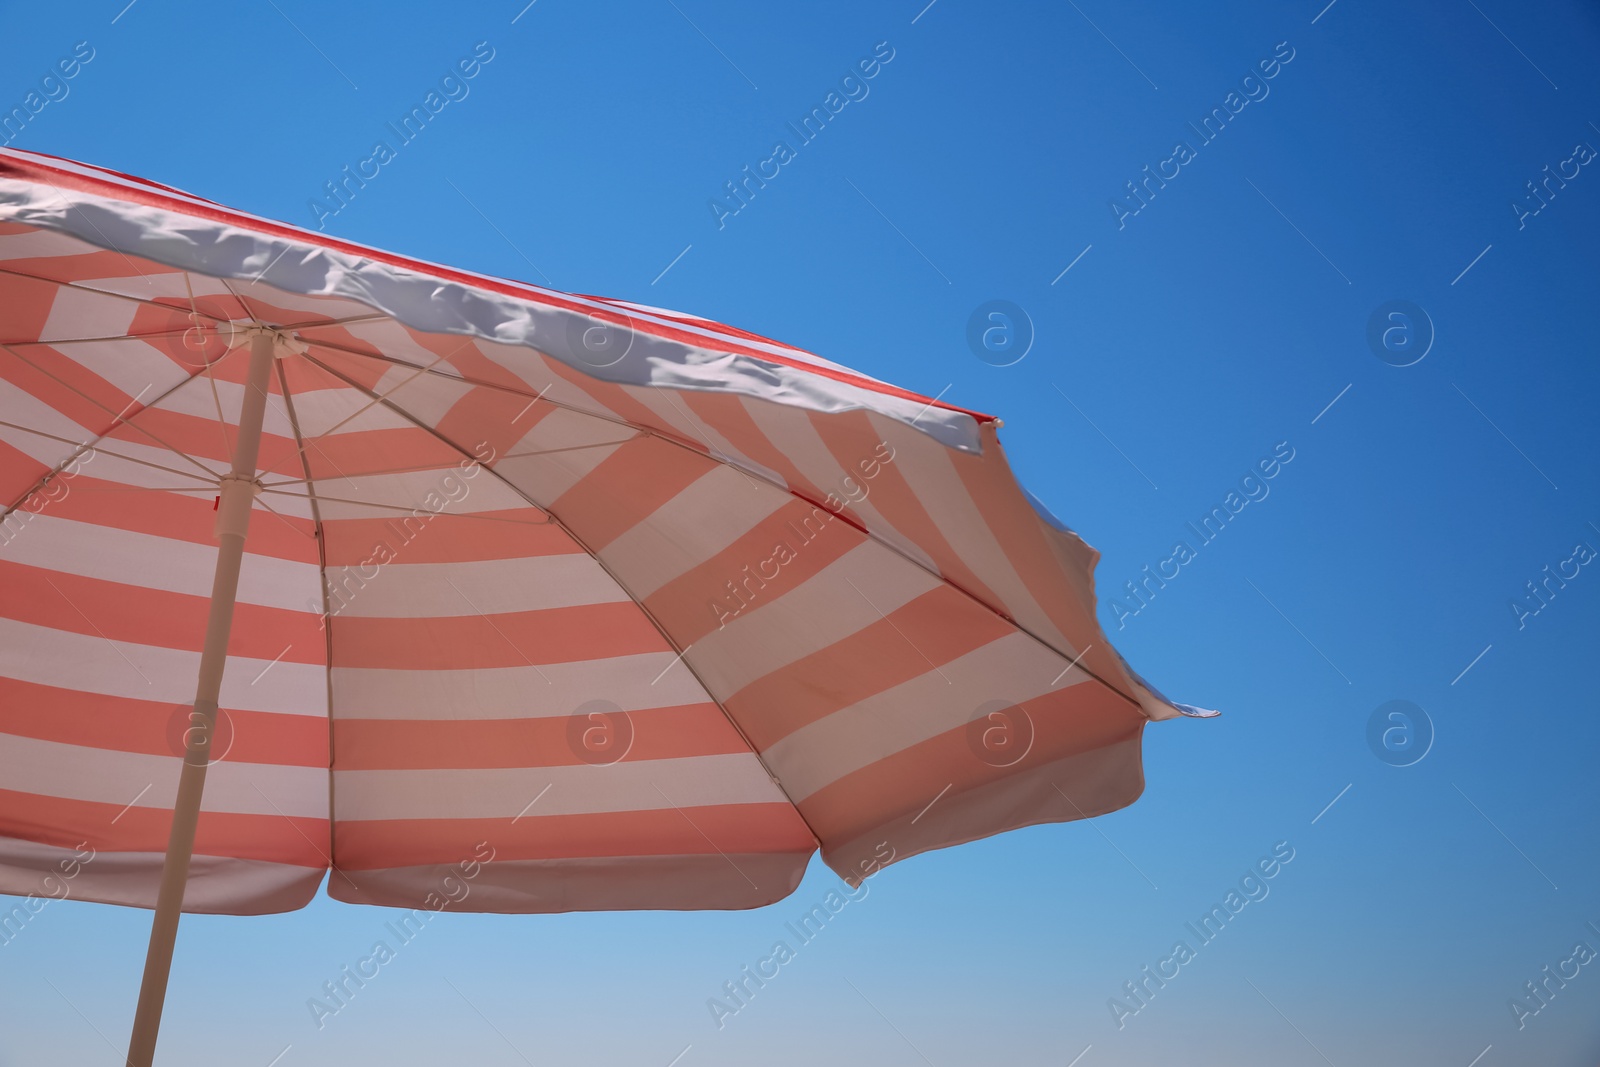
[{"x1": 3, "y1": 1, "x2": 1598, "y2": 1065}]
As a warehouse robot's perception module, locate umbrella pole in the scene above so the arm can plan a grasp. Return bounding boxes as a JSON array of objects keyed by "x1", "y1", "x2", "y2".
[{"x1": 125, "y1": 329, "x2": 278, "y2": 1067}]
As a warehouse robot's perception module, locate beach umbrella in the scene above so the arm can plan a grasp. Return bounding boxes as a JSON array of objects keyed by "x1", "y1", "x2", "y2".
[{"x1": 0, "y1": 147, "x2": 1205, "y2": 1065}]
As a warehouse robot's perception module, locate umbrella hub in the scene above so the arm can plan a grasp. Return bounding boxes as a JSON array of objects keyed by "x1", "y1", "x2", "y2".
[{"x1": 221, "y1": 321, "x2": 308, "y2": 357}]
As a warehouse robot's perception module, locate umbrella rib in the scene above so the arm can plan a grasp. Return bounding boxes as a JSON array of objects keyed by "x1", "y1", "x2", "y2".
[
  {"x1": 0, "y1": 415, "x2": 222, "y2": 524},
  {"x1": 248, "y1": 490, "x2": 318, "y2": 540},
  {"x1": 256, "y1": 375, "x2": 416, "y2": 499},
  {"x1": 217, "y1": 277, "x2": 266, "y2": 329},
  {"x1": 0, "y1": 341, "x2": 226, "y2": 483},
  {"x1": 280, "y1": 311, "x2": 395, "y2": 331},
  {"x1": 274, "y1": 360, "x2": 341, "y2": 886},
  {"x1": 259, "y1": 488, "x2": 554, "y2": 526},
  {"x1": 250, "y1": 340, "x2": 473, "y2": 481},
  {"x1": 296, "y1": 344, "x2": 463, "y2": 441},
  {"x1": 249, "y1": 782, "x2": 361, "y2": 895},
  {"x1": 496, "y1": 437, "x2": 643, "y2": 461},
  {"x1": 297, "y1": 333, "x2": 644, "y2": 440},
  {"x1": 16, "y1": 482, "x2": 213, "y2": 494},
  {"x1": 298, "y1": 350, "x2": 829, "y2": 855},
  {"x1": 297, "y1": 352, "x2": 555, "y2": 518},
  {"x1": 1, "y1": 329, "x2": 200, "y2": 347},
  {"x1": 0, "y1": 264, "x2": 236, "y2": 322},
  {"x1": 302, "y1": 343, "x2": 1153, "y2": 717},
  {"x1": 201, "y1": 345, "x2": 238, "y2": 467},
  {"x1": 258, "y1": 437, "x2": 644, "y2": 489}
]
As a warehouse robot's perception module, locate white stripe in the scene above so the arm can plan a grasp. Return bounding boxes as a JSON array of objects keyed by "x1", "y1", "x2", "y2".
[
  {"x1": 278, "y1": 385, "x2": 413, "y2": 437},
  {"x1": 329, "y1": 651, "x2": 710, "y2": 720},
  {"x1": 347, "y1": 318, "x2": 469, "y2": 371},
  {"x1": 0, "y1": 376, "x2": 232, "y2": 489},
  {"x1": 0, "y1": 514, "x2": 321, "y2": 612},
  {"x1": 252, "y1": 489, "x2": 314, "y2": 520},
  {"x1": 363, "y1": 354, "x2": 474, "y2": 429},
  {"x1": 67, "y1": 269, "x2": 234, "y2": 306},
  {"x1": 694, "y1": 540, "x2": 943, "y2": 699},
  {"x1": 47, "y1": 336, "x2": 189, "y2": 418},
  {"x1": 473, "y1": 342, "x2": 624, "y2": 426},
  {"x1": 600, "y1": 464, "x2": 791, "y2": 598},
  {"x1": 334, "y1": 752, "x2": 782, "y2": 820},
  {"x1": 301, "y1": 466, "x2": 527, "y2": 518},
  {"x1": 626, "y1": 386, "x2": 786, "y2": 486},
  {"x1": 0, "y1": 734, "x2": 327, "y2": 819},
  {"x1": 494, "y1": 405, "x2": 630, "y2": 505},
  {"x1": 330, "y1": 554, "x2": 630, "y2": 618},
  {"x1": 765, "y1": 632, "x2": 1085, "y2": 800},
  {"x1": 0, "y1": 838, "x2": 321, "y2": 912},
  {"x1": 145, "y1": 364, "x2": 297, "y2": 441},
  {"x1": 0, "y1": 376, "x2": 99, "y2": 463},
  {"x1": 36, "y1": 279, "x2": 138, "y2": 341},
  {"x1": 0, "y1": 616, "x2": 325, "y2": 714},
  {"x1": 0, "y1": 228, "x2": 93, "y2": 262}
]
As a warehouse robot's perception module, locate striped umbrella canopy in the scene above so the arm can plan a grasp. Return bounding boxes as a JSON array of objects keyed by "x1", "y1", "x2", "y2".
[{"x1": 0, "y1": 147, "x2": 1204, "y2": 1064}]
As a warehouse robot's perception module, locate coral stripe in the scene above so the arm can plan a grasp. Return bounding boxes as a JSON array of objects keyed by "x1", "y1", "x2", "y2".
[
  {"x1": 333, "y1": 804, "x2": 815, "y2": 870},
  {"x1": 328, "y1": 601, "x2": 667, "y2": 669},
  {"x1": 0, "y1": 676, "x2": 328, "y2": 766},
  {"x1": 332, "y1": 702, "x2": 748, "y2": 770},
  {"x1": 797, "y1": 683, "x2": 1141, "y2": 844},
  {"x1": 0, "y1": 788, "x2": 328, "y2": 866},
  {"x1": 0, "y1": 559, "x2": 323, "y2": 660}
]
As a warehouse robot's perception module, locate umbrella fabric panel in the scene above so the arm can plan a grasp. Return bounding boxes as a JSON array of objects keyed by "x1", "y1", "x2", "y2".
[
  {"x1": 306, "y1": 435, "x2": 817, "y2": 911},
  {"x1": 355, "y1": 362, "x2": 1156, "y2": 890},
  {"x1": 0, "y1": 274, "x2": 331, "y2": 914},
  {"x1": 250, "y1": 349, "x2": 817, "y2": 912}
]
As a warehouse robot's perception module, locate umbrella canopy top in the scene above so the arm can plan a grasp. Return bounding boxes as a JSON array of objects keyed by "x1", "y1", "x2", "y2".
[{"x1": 0, "y1": 147, "x2": 1196, "y2": 917}]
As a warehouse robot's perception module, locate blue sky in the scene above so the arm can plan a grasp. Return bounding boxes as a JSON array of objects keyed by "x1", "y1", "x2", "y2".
[{"x1": 3, "y1": 1, "x2": 1599, "y2": 1064}]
